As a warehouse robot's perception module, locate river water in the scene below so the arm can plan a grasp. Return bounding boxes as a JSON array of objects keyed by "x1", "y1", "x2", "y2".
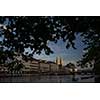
[{"x1": 0, "y1": 74, "x2": 97, "y2": 83}]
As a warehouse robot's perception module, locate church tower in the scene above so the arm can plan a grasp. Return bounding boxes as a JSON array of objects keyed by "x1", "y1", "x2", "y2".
[
  {"x1": 55, "y1": 56, "x2": 63, "y2": 66},
  {"x1": 55, "y1": 57, "x2": 64, "y2": 71},
  {"x1": 56, "y1": 57, "x2": 60, "y2": 65},
  {"x1": 60, "y1": 57, "x2": 63, "y2": 66}
]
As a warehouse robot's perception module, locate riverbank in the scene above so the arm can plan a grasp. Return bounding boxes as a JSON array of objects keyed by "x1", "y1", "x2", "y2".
[
  {"x1": 0, "y1": 71, "x2": 94, "y2": 78},
  {"x1": 0, "y1": 74, "x2": 95, "y2": 83}
]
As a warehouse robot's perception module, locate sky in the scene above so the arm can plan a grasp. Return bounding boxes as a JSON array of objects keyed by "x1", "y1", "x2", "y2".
[{"x1": 33, "y1": 34, "x2": 85, "y2": 65}]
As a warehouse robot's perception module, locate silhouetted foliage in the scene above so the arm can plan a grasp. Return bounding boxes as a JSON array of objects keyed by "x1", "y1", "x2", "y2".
[
  {"x1": 0, "y1": 16, "x2": 80, "y2": 62},
  {"x1": 7, "y1": 60, "x2": 24, "y2": 74},
  {"x1": 65, "y1": 63, "x2": 75, "y2": 68}
]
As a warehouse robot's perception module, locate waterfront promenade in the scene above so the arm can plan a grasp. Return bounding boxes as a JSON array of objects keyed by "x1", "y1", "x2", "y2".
[{"x1": 0, "y1": 74, "x2": 95, "y2": 83}]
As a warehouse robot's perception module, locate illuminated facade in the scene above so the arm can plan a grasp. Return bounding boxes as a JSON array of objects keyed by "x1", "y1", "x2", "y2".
[{"x1": 55, "y1": 57, "x2": 64, "y2": 66}]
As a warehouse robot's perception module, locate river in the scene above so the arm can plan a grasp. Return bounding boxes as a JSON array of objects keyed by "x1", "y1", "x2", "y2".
[{"x1": 0, "y1": 74, "x2": 97, "y2": 83}]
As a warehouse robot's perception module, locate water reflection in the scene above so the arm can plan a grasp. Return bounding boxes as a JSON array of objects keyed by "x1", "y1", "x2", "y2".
[
  {"x1": 72, "y1": 75, "x2": 79, "y2": 82},
  {"x1": 0, "y1": 74, "x2": 95, "y2": 83}
]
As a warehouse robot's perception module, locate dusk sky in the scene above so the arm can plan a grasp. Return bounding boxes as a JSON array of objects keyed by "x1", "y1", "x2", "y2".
[{"x1": 33, "y1": 34, "x2": 85, "y2": 65}]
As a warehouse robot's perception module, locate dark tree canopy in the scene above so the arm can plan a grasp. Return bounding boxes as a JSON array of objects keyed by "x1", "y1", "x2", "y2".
[{"x1": 0, "y1": 16, "x2": 80, "y2": 62}]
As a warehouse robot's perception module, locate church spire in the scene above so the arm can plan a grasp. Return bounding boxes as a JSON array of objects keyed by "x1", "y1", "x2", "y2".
[{"x1": 56, "y1": 56, "x2": 63, "y2": 65}]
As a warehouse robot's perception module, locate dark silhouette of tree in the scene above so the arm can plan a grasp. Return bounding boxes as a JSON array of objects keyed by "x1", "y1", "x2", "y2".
[
  {"x1": 65, "y1": 63, "x2": 75, "y2": 68},
  {"x1": 77, "y1": 18, "x2": 100, "y2": 74},
  {"x1": 0, "y1": 16, "x2": 79, "y2": 62},
  {"x1": 7, "y1": 60, "x2": 24, "y2": 74}
]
